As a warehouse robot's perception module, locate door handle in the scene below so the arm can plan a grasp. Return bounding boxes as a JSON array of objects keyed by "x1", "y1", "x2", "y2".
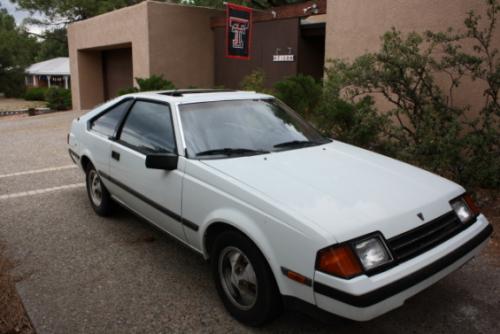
[{"x1": 111, "y1": 151, "x2": 120, "y2": 161}]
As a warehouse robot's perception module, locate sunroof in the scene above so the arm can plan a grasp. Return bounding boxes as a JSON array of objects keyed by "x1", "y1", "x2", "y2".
[{"x1": 158, "y1": 89, "x2": 236, "y2": 97}]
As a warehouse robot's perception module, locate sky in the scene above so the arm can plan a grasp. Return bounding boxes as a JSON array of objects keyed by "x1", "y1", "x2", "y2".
[{"x1": 0, "y1": 0, "x2": 45, "y2": 34}]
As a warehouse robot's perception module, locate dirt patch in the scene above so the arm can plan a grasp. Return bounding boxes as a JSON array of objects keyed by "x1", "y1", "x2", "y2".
[
  {"x1": 476, "y1": 190, "x2": 500, "y2": 267},
  {"x1": 0, "y1": 245, "x2": 35, "y2": 334},
  {"x1": 0, "y1": 98, "x2": 46, "y2": 112}
]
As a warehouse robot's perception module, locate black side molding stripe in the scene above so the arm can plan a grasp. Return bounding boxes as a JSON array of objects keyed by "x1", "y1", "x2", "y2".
[
  {"x1": 68, "y1": 149, "x2": 80, "y2": 163},
  {"x1": 99, "y1": 171, "x2": 199, "y2": 231},
  {"x1": 314, "y1": 223, "x2": 493, "y2": 307},
  {"x1": 182, "y1": 218, "x2": 199, "y2": 231}
]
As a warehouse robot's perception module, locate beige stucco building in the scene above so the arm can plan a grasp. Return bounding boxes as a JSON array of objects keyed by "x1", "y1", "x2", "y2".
[
  {"x1": 68, "y1": 1, "x2": 220, "y2": 110},
  {"x1": 68, "y1": 0, "x2": 498, "y2": 111},
  {"x1": 325, "y1": 0, "x2": 499, "y2": 115}
]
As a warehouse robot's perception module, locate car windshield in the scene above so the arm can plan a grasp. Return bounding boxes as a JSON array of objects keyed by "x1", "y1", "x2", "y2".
[{"x1": 179, "y1": 98, "x2": 330, "y2": 158}]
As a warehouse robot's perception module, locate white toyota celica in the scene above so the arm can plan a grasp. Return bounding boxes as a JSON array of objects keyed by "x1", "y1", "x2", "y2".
[{"x1": 68, "y1": 90, "x2": 492, "y2": 326}]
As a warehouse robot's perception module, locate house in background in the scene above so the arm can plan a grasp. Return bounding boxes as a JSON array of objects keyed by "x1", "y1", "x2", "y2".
[{"x1": 25, "y1": 57, "x2": 71, "y2": 89}]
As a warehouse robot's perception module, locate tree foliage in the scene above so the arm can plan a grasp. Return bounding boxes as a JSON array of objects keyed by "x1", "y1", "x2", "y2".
[
  {"x1": 35, "y1": 28, "x2": 68, "y2": 61},
  {"x1": 0, "y1": 5, "x2": 38, "y2": 97},
  {"x1": 11, "y1": 0, "x2": 146, "y2": 24},
  {"x1": 177, "y1": 0, "x2": 308, "y2": 10},
  {"x1": 12, "y1": 0, "x2": 309, "y2": 25}
]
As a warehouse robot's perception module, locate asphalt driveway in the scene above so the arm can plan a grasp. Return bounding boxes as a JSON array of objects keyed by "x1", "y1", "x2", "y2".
[{"x1": 0, "y1": 111, "x2": 498, "y2": 333}]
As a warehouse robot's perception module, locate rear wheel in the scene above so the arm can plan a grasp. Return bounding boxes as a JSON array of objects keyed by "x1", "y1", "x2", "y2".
[
  {"x1": 85, "y1": 164, "x2": 113, "y2": 216},
  {"x1": 211, "y1": 230, "x2": 282, "y2": 326}
]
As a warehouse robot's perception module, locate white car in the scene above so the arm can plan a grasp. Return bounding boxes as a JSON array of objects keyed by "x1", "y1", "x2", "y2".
[{"x1": 68, "y1": 90, "x2": 492, "y2": 325}]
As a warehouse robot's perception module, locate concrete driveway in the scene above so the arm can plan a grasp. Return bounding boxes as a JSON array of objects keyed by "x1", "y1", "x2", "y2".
[{"x1": 0, "y1": 111, "x2": 498, "y2": 333}]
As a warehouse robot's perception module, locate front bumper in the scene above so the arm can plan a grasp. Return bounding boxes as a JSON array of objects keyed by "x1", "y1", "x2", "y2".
[{"x1": 313, "y1": 215, "x2": 492, "y2": 321}]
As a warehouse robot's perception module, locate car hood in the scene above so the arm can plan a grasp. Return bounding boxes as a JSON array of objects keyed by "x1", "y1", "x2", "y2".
[{"x1": 201, "y1": 141, "x2": 464, "y2": 242}]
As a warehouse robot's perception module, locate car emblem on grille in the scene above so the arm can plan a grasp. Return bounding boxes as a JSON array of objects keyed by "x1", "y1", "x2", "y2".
[{"x1": 417, "y1": 213, "x2": 424, "y2": 221}]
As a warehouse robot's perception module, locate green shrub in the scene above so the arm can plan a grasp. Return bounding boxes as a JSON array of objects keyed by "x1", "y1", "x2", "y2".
[
  {"x1": 316, "y1": 94, "x2": 388, "y2": 151},
  {"x1": 24, "y1": 87, "x2": 48, "y2": 101},
  {"x1": 274, "y1": 74, "x2": 322, "y2": 117},
  {"x1": 118, "y1": 87, "x2": 139, "y2": 96},
  {"x1": 240, "y1": 69, "x2": 273, "y2": 94},
  {"x1": 45, "y1": 87, "x2": 71, "y2": 110},
  {"x1": 1, "y1": 68, "x2": 25, "y2": 98},
  {"x1": 135, "y1": 75, "x2": 175, "y2": 91}
]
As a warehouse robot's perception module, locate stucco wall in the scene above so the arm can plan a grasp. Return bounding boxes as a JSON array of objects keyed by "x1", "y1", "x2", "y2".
[
  {"x1": 68, "y1": 1, "x2": 221, "y2": 110},
  {"x1": 324, "y1": 0, "x2": 499, "y2": 113},
  {"x1": 147, "y1": 2, "x2": 221, "y2": 89},
  {"x1": 68, "y1": 1, "x2": 149, "y2": 110}
]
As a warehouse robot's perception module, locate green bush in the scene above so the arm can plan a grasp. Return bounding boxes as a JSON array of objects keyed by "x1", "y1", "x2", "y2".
[
  {"x1": 274, "y1": 74, "x2": 322, "y2": 117},
  {"x1": 135, "y1": 75, "x2": 175, "y2": 91},
  {"x1": 117, "y1": 87, "x2": 139, "y2": 96},
  {"x1": 118, "y1": 75, "x2": 176, "y2": 95},
  {"x1": 240, "y1": 69, "x2": 273, "y2": 94},
  {"x1": 45, "y1": 87, "x2": 71, "y2": 110},
  {"x1": 315, "y1": 94, "x2": 388, "y2": 151},
  {"x1": 1, "y1": 69, "x2": 25, "y2": 98},
  {"x1": 24, "y1": 87, "x2": 48, "y2": 101}
]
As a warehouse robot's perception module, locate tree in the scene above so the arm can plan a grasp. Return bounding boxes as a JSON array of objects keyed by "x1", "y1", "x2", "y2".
[
  {"x1": 11, "y1": 0, "x2": 146, "y2": 24},
  {"x1": 35, "y1": 28, "x2": 68, "y2": 61},
  {"x1": 0, "y1": 6, "x2": 39, "y2": 97},
  {"x1": 178, "y1": 0, "x2": 308, "y2": 9},
  {"x1": 12, "y1": 1, "x2": 150, "y2": 63}
]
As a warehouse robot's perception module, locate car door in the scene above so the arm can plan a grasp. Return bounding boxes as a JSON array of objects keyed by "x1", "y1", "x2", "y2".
[
  {"x1": 106, "y1": 99, "x2": 186, "y2": 241},
  {"x1": 86, "y1": 98, "x2": 134, "y2": 177}
]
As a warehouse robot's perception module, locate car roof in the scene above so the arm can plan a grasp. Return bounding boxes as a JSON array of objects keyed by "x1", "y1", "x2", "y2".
[{"x1": 124, "y1": 89, "x2": 274, "y2": 104}]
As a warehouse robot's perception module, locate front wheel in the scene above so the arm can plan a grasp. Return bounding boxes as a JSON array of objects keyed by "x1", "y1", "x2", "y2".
[
  {"x1": 85, "y1": 164, "x2": 113, "y2": 216},
  {"x1": 211, "y1": 230, "x2": 282, "y2": 326}
]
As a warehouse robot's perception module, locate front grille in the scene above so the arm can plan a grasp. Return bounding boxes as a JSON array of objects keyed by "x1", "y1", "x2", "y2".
[{"x1": 387, "y1": 211, "x2": 473, "y2": 263}]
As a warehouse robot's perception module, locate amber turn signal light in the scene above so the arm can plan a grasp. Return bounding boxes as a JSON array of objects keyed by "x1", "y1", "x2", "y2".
[
  {"x1": 463, "y1": 193, "x2": 480, "y2": 215},
  {"x1": 316, "y1": 245, "x2": 363, "y2": 278}
]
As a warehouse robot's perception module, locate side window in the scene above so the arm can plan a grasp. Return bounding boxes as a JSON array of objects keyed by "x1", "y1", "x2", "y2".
[
  {"x1": 90, "y1": 99, "x2": 133, "y2": 137},
  {"x1": 119, "y1": 101, "x2": 176, "y2": 154}
]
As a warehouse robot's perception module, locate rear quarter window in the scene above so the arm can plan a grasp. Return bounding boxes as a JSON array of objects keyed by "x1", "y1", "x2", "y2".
[{"x1": 90, "y1": 99, "x2": 133, "y2": 137}]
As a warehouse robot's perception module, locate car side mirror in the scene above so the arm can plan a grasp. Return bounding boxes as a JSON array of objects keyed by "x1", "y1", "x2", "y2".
[{"x1": 145, "y1": 153, "x2": 178, "y2": 170}]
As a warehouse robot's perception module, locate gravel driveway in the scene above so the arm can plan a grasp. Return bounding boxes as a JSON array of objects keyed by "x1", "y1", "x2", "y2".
[{"x1": 0, "y1": 111, "x2": 498, "y2": 333}]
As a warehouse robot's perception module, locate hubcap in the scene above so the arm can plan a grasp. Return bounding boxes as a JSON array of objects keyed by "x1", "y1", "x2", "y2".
[
  {"x1": 88, "y1": 170, "x2": 103, "y2": 207},
  {"x1": 218, "y1": 246, "x2": 258, "y2": 310}
]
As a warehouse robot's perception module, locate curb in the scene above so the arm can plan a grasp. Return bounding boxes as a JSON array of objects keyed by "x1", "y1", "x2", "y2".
[{"x1": 0, "y1": 108, "x2": 55, "y2": 117}]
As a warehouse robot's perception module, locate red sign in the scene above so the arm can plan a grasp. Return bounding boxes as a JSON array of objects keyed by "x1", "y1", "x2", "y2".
[{"x1": 226, "y1": 3, "x2": 252, "y2": 60}]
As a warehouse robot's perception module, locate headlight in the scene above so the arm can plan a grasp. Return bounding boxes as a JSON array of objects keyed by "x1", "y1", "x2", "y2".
[
  {"x1": 316, "y1": 233, "x2": 393, "y2": 279},
  {"x1": 352, "y1": 235, "x2": 393, "y2": 271},
  {"x1": 450, "y1": 194, "x2": 480, "y2": 223}
]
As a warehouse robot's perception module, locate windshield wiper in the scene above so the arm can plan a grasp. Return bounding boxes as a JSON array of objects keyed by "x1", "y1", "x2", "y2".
[
  {"x1": 196, "y1": 148, "x2": 270, "y2": 157},
  {"x1": 273, "y1": 140, "x2": 321, "y2": 149}
]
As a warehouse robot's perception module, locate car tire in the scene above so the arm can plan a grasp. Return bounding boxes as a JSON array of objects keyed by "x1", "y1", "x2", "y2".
[
  {"x1": 85, "y1": 164, "x2": 113, "y2": 216},
  {"x1": 211, "y1": 230, "x2": 283, "y2": 326}
]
